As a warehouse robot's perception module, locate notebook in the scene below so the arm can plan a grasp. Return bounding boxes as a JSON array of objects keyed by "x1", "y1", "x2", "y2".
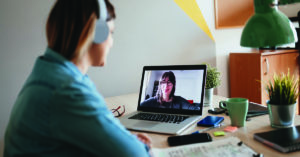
[
  {"x1": 254, "y1": 125, "x2": 300, "y2": 153},
  {"x1": 224, "y1": 101, "x2": 268, "y2": 118},
  {"x1": 119, "y1": 65, "x2": 207, "y2": 135},
  {"x1": 246, "y1": 101, "x2": 268, "y2": 118}
]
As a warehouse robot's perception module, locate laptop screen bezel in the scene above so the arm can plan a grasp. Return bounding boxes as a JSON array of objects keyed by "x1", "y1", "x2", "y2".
[{"x1": 137, "y1": 65, "x2": 207, "y2": 115}]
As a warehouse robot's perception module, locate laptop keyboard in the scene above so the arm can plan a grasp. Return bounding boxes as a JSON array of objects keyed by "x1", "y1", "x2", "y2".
[{"x1": 129, "y1": 113, "x2": 189, "y2": 124}]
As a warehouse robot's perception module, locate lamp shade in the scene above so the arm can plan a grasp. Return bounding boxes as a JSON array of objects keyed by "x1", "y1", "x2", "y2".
[{"x1": 240, "y1": 0, "x2": 298, "y2": 48}]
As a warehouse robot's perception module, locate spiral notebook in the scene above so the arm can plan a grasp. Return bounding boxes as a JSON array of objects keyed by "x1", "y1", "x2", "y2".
[
  {"x1": 152, "y1": 137, "x2": 257, "y2": 157},
  {"x1": 254, "y1": 125, "x2": 300, "y2": 153}
]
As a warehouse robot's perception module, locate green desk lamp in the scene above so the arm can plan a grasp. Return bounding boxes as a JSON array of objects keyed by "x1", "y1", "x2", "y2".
[{"x1": 240, "y1": 0, "x2": 298, "y2": 48}]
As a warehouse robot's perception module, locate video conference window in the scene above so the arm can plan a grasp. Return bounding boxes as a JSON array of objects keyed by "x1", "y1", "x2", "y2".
[{"x1": 140, "y1": 70, "x2": 204, "y2": 111}]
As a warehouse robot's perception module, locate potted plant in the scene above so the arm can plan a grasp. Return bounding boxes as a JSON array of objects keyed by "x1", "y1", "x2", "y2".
[
  {"x1": 266, "y1": 71, "x2": 299, "y2": 128},
  {"x1": 204, "y1": 64, "x2": 221, "y2": 107}
]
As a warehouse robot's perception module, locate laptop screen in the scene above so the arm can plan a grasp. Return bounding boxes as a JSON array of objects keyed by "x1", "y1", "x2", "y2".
[{"x1": 137, "y1": 65, "x2": 207, "y2": 115}]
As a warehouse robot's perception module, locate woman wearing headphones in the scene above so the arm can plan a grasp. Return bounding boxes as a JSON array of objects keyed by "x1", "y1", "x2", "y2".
[{"x1": 4, "y1": 0, "x2": 151, "y2": 156}]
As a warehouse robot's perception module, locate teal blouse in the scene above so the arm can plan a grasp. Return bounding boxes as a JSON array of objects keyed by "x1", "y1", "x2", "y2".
[{"x1": 4, "y1": 48, "x2": 149, "y2": 157}]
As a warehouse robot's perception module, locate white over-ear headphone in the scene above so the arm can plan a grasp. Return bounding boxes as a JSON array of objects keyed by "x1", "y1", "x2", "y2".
[{"x1": 93, "y1": 0, "x2": 109, "y2": 44}]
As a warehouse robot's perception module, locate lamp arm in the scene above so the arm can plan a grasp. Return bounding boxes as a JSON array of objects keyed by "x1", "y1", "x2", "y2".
[{"x1": 279, "y1": 0, "x2": 300, "y2": 4}]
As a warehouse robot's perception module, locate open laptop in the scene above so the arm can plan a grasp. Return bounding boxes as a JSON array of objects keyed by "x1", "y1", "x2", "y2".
[{"x1": 119, "y1": 65, "x2": 207, "y2": 135}]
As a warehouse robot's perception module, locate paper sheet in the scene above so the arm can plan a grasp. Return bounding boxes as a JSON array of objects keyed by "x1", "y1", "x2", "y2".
[{"x1": 152, "y1": 137, "x2": 256, "y2": 157}]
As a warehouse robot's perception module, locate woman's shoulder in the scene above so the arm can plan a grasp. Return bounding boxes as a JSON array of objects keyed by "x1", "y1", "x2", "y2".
[
  {"x1": 142, "y1": 97, "x2": 157, "y2": 103},
  {"x1": 140, "y1": 97, "x2": 158, "y2": 106},
  {"x1": 173, "y1": 95, "x2": 185, "y2": 100},
  {"x1": 28, "y1": 57, "x2": 78, "y2": 89},
  {"x1": 173, "y1": 96, "x2": 190, "y2": 103}
]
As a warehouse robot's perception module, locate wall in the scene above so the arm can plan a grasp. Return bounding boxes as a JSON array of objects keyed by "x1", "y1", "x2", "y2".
[
  {"x1": 0, "y1": 0, "x2": 216, "y2": 156},
  {"x1": 195, "y1": 0, "x2": 252, "y2": 97},
  {"x1": 214, "y1": 29, "x2": 251, "y2": 97},
  {"x1": 0, "y1": 0, "x2": 54, "y2": 155},
  {"x1": 88, "y1": 0, "x2": 216, "y2": 97}
]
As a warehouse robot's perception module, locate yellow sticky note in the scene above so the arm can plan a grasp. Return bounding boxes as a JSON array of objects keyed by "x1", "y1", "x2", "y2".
[
  {"x1": 174, "y1": 0, "x2": 214, "y2": 41},
  {"x1": 213, "y1": 131, "x2": 225, "y2": 137}
]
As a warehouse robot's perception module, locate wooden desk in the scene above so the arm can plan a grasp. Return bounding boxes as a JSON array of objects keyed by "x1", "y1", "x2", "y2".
[{"x1": 105, "y1": 93, "x2": 300, "y2": 157}]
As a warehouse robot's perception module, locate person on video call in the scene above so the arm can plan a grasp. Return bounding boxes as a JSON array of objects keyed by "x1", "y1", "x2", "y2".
[
  {"x1": 4, "y1": 0, "x2": 151, "y2": 156},
  {"x1": 140, "y1": 71, "x2": 193, "y2": 109}
]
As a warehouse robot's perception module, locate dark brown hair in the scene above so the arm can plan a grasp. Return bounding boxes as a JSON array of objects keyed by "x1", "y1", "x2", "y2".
[{"x1": 46, "y1": 0, "x2": 115, "y2": 61}]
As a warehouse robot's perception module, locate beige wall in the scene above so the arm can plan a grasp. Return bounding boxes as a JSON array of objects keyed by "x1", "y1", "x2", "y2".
[
  {"x1": 0, "y1": 0, "x2": 54, "y2": 155},
  {"x1": 88, "y1": 0, "x2": 216, "y2": 97}
]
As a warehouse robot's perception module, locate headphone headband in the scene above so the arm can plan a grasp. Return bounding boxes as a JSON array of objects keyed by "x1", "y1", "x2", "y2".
[
  {"x1": 98, "y1": 0, "x2": 107, "y2": 20},
  {"x1": 93, "y1": 0, "x2": 109, "y2": 44}
]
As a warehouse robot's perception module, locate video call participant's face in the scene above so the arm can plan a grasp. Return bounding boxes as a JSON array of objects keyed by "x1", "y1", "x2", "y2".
[{"x1": 160, "y1": 77, "x2": 173, "y2": 96}]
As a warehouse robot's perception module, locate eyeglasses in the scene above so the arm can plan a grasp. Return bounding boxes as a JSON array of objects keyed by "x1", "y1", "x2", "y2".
[
  {"x1": 160, "y1": 81, "x2": 173, "y2": 86},
  {"x1": 111, "y1": 105, "x2": 125, "y2": 117}
]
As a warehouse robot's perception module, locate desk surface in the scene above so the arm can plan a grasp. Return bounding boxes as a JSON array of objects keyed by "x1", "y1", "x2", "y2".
[{"x1": 105, "y1": 93, "x2": 300, "y2": 157}]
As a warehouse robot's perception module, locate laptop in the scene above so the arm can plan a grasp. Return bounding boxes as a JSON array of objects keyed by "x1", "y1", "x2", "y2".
[{"x1": 119, "y1": 65, "x2": 207, "y2": 135}]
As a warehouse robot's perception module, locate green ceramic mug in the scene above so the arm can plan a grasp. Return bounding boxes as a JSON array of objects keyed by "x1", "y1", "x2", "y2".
[{"x1": 219, "y1": 98, "x2": 248, "y2": 127}]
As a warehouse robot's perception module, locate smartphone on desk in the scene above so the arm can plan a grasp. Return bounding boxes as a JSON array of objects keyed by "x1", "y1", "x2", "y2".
[
  {"x1": 167, "y1": 133, "x2": 212, "y2": 146},
  {"x1": 197, "y1": 116, "x2": 224, "y2": 127}
]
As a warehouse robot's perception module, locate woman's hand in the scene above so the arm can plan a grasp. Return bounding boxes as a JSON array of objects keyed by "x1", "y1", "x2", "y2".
[{"x1": 134, "y1": 133, "x2": 152, "y2": 148}]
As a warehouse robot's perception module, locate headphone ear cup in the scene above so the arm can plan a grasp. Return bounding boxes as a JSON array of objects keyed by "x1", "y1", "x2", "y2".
[{"x1": 93, "y1": 19, "x2": 109, "y2": 44}]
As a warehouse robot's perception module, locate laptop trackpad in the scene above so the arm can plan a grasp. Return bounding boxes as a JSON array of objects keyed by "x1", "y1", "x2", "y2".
[{"x1": 133, "y1": 121, "x2": 158, "y2": 128}]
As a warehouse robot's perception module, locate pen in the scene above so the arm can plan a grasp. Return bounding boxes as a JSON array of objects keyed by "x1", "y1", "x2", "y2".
[
  {"x1": 192, "y1": 123, "x2": 222, "y2": 134},
  {"x1": 238, "y1": 140, "x2": 264, "y2": 157}
]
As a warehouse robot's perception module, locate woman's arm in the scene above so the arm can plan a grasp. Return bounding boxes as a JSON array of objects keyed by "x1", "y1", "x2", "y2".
[{"x1": 51, "y1": 81, "x2": 150, "y2": 157}]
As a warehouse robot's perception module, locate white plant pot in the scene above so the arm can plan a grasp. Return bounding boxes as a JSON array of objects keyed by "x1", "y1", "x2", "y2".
[{"x1": 204, "y1": 88, "x2": 213, "y2": 107}]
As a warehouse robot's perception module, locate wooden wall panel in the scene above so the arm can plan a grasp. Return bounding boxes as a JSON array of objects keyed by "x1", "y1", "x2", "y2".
[{"x1": 215, "y1": 0, "x2": 254, "y2": 29}]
